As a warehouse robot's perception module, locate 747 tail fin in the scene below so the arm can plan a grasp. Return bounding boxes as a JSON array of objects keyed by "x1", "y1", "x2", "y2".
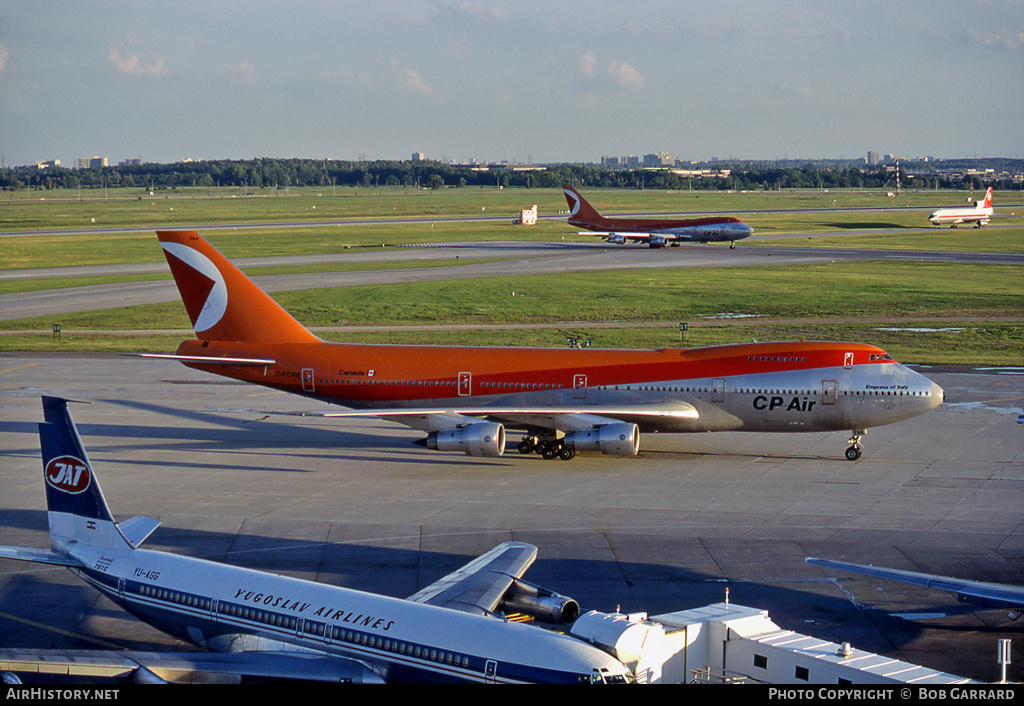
[
  {"x1": 562, "y1": 185, "x2": 608, "y2": 227},
  {"x1": 157, "y1": 231, "x2": 320, "y2": 344}
]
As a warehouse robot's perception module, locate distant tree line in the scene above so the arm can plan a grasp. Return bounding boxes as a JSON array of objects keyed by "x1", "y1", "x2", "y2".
[{"x1": 2, "y1": 157, "x2": 1021, "y2": 193}]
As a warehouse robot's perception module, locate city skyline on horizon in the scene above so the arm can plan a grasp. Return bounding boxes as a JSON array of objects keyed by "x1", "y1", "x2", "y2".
[{"x1": 21, "y1": 151, "x2": 1022, "y2": 171}]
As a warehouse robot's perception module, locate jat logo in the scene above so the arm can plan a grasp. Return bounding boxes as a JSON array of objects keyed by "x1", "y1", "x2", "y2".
[{"x1": 45, "y1": 455, "x2": 92, "y2": 494}]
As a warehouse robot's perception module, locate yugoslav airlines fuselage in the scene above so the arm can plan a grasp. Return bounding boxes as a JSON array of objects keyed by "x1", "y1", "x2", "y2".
[{"x1": 69, "y1": 541, "x2": 628, "y2": 683}]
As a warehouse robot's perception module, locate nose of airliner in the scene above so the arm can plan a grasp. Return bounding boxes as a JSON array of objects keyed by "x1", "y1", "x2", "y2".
[
  {"x1": 907, "y1": 366, "x2": 943, "y2": 411},
  {"x1": 726, "y1": 222, "x2": 753, "y2": 242}
]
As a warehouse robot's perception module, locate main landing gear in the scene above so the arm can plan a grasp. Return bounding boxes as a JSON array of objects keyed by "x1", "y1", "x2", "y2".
[
  {"x1": 518, "y1": 435, "x2": 576, "y2": 461},
  {"x1": 845, "y1": 429, "x2": 866, "y2": 461}
]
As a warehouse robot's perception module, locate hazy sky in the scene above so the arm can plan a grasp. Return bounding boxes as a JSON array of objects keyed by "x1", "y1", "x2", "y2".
[{"x1": 2, "y1": 1, "x2": 1022, "y2": 167}]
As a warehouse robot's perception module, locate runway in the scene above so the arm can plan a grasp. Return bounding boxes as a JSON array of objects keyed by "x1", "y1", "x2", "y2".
[{"x1": 0, "y1": 354, "x2": 1021, "y2": 682}]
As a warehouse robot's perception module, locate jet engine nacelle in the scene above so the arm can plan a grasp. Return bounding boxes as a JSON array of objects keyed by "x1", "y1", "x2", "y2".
[
  {"x1": 563, "y1": 423, "x2": 640, "y2": 457},
  {"x1": 426, "y1": 422, "x2": 505, "y2": 457},
  {"x1": 499, "y1": 579, "x2": 581, "y2": 625},
  {"x1": 606, "y1": 234, "x2": 626, "y2": 245},
  {"x1": 648, "y1": 235, "x2": 667, "y2": 248}
]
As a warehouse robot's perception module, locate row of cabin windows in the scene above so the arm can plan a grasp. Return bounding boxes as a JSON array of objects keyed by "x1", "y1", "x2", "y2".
[
  {"x1": 319, "y1": 378, "x2": 566, "y2": 391},
  {"x1": 597, "y1": 385, "x2": 709, "y2": 393},
  {"x1": 319, "y1": 379, "x2": 715, "y2": 394},
  {"x1": 596, "y1": 386, "x2": 933, "y2": 397},
  {"x1": 843, "y1": 389, "x2": 932, "y2": 396},
  {"x1": 321, "y1": 378, "x2": 458, "y2": 387},
  {"x1": 314, "y1": 379, "x2": 932, "y2": 399},
  {"x1": 748, "y1": 356, "x2": 808, "y2": 363},
  {"x1": 140, "y1": 585, "x2": 211, "y2": 611},
  {"x1": 137, "y1": 584, "x2": 471, "y2": 670},
  {"x1": 747, "y1": 354, "x2": 894, "y2": 364},
  {"x1": 720, "y1": 388, "x2": 931, "y2": 397}
]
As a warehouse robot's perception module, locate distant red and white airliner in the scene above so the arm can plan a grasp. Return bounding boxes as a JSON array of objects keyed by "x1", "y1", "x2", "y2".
[
  {"x1": 928, "y1": 187, "x2": 994, "y2": 227},
  {"x1": 149, "y1": 230, "x2": 942, "y2": 462}
]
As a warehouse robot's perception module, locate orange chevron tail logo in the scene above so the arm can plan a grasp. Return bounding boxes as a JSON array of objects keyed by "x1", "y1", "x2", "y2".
[{"x1": 157, "y1": 231, "x2": 319, "y2": 344}]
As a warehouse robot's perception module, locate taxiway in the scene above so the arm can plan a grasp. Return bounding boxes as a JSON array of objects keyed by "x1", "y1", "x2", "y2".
[
  {"x1": 0, "y1": 354, "x2": 1021, "y2": 682},
  {"x1": 2, "y1": 238, "x2": 1021, "y2": 322}
]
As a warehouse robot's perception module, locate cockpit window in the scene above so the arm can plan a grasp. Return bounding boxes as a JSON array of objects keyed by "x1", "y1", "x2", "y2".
[
  {"x1": 868, "y1": 353, "x2": 894, "y2": 362},
  {"x1": 585, "y1": 669, "x2": 631, "y2": 684}
]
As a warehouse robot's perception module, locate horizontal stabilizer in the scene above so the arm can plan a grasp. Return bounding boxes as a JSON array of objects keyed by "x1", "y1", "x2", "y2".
[
  {"x1": 118, "y1": 516, "x2": 161, "y2": 548},
  {"x1": 139, "y1": 353, "x2": 276, "y2": 366},
  {"x1": 0, "y1": 546, "x2": 83, "y2": 568}
]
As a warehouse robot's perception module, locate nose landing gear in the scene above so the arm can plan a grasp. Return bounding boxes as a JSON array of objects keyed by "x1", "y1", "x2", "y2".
[{"x1": 845, "y1": 429, "x2": 865, "y2": 461}]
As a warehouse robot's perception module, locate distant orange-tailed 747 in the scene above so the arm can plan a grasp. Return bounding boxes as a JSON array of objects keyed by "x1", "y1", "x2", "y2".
[{"x1": 563, "y1": 185, "x2": 753, "y2": 248}]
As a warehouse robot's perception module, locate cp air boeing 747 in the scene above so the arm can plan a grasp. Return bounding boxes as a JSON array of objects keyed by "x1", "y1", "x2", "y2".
[
  {"x1": 147, "y1": 230, "x2": 943, "y2": 462},
  {"x1": 562, "y1": 185, "x2": 753, "y2": 248},
  {"x1": 0, "y1": 397, "x2": 633, "y2": 684}
]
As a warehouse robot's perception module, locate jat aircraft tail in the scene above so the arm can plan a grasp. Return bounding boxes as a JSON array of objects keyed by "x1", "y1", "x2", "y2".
[
  {"x1": 562, "y1": 185, "x2": 608, "y2": 228},
  {"x1": 0, "y1": 397, "x2": 160, "y2": 566},
  {"x1": 39, "y1": 396, "x2": 132, "y2": 553},
  {"x1": 157, "y1": 231, "x2": 319, "y2": 344}
]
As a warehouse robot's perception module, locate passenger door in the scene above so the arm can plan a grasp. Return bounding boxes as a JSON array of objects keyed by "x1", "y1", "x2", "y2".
[
  {"x1": 822, "y1": 380, "x2": 837, "y2": 406},
  {"x1": 573, "y1": 374, "x2": 587, "y2": 400},
  {"x1": 712, "y1": 378, "x2": 725, "y2": 403}
]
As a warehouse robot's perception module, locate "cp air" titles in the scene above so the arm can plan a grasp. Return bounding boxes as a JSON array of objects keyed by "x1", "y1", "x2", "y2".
[{"x1": 753, "y1": 395, "x2": 817, "y2": 412}]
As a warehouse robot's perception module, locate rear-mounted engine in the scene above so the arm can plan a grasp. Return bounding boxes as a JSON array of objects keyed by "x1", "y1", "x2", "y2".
[{"x1": 499, "y1": 579, "x2": 580, "y2": 625}]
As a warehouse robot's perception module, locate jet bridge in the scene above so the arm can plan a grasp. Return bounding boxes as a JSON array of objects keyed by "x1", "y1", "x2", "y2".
[{"x1": 569, "y1": 602, "x2": 976, "y2": 685}]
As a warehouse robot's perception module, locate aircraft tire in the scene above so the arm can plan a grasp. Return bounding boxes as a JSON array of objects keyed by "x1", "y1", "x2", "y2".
[{"x1": 845, "y1": 446, "x2": 862, "y2": 461}]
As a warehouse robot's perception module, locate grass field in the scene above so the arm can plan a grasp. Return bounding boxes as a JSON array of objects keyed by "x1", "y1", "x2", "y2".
[
  {"x1": 3, "y1": 184, "x2": 1019, "y2": 230},
  {"x1": 1, "y1": 186, "x2": 1020, "y2": 365},
  {"x1": 4, "y1": 321, "x2": 1020, "y2": 366}
]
